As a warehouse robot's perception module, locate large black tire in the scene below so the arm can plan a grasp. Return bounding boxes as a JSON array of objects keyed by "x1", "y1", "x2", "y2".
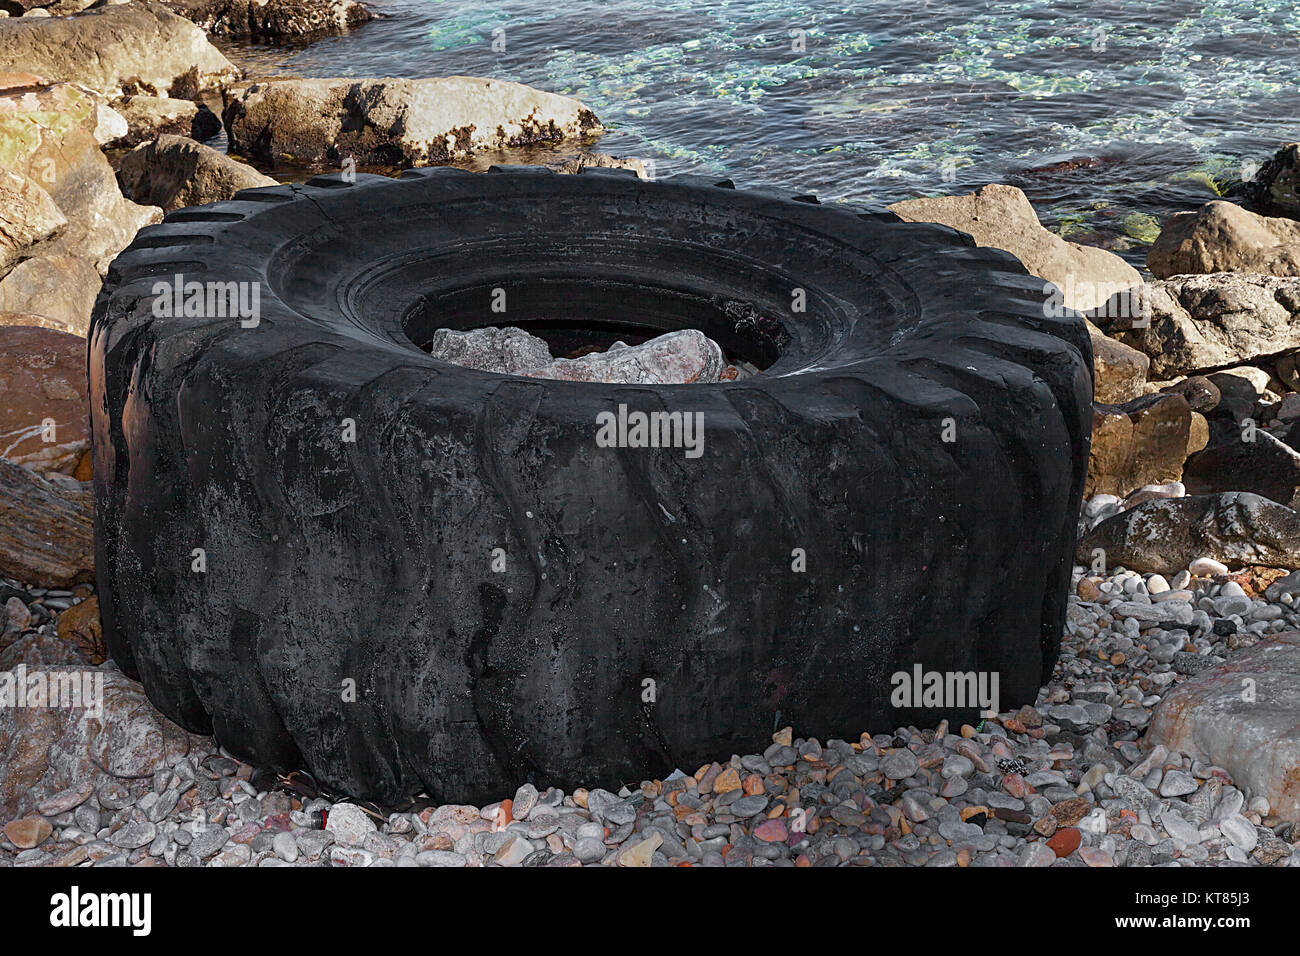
[{"x1": 91, "y1": 166, "x2": 1093, "y2": 805}]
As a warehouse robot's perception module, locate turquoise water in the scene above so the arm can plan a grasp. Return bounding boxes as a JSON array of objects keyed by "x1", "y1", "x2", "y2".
[{"x1": 218, "y1": 0, "x2": 1300, "y2": 266}]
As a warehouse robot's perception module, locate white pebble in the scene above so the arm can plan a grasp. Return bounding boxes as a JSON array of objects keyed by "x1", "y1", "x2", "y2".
[
  {"x1": 1146, "y1": 574, "x2": 1170, "y2": 595},
  {"x1": 1189, "y1": 557, "x2": 1229, "y2": 576}
]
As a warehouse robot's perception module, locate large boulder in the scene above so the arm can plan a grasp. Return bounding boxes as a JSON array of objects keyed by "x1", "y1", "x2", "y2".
[
  {"x1": 1148, "y1": 631, "x2": 1300, "y2": 821},
  {"x1": 222, "y1": 76, "x2": 601, "y2": 167},
  {"x1": 1111, "y1": 273, "x2": 1300, "y2": 379},
  {"x1": 1076, "y1": 492, "x2": 1300, "y2": 574},
  {"x1": 0, "y1": 1, "x2": 239, "y2": 97},
  {"x1": 0, "y1": 255, "x2": 101, "y2": 335},
  {"x1": 0, "y1": 326, "x2": 89, "y2": 475},
  {"x1": 1086, "y1": 393, "x2": 1191, "y2": 498},
  {"x1": 0, "y1": 458, "x2": 92, "y2": 587},
  {"x1": 1147, "y1": 200, "x2": 1300, "y2": 279},
  {"x1": 0, "y1": 78, "x2": 161, "y2": 271},
  {"x1": 116, "y1": 135, "x2": 277, "y2": 212},
  {"x1": 887, "y1": 184, "x2": 1141, "y2": 313},
  {"x1": 0, "y1": 167, "x2": 64, "y2": 275},
  {"x1": 160, "y1": 0, "x2": 374, "y2": 38}
]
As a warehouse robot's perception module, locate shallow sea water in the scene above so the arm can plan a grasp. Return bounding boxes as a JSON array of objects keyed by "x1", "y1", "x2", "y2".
[{"x1": 217, "y1": 0, "x2": 1300, "y2": 268}]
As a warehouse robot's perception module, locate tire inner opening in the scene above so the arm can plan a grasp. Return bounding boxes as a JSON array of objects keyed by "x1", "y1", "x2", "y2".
[{"x1": 404, "y1": 276, "x2": 789, "y2": 372}]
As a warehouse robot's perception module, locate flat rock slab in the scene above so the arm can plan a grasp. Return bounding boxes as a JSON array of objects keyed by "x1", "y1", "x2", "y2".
[
  {"x1": 222, "y1": 75, "x2": 601, "y2": 167},
  {"x1": 1148, "y1": 631, "x2": 1300, "y2": 820},
  {"x1": 1077, "y1": 491, "x2": 1300, "y2": 575}
]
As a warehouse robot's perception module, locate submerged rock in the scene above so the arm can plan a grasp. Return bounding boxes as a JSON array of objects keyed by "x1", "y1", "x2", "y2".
[{"x1": 1248, "y1": 142, "x2": 1300, "y2": 220}]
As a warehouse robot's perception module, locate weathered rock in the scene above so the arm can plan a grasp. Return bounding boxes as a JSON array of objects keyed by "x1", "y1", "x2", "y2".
[
  {"x1": 1148, "y1": 631, "x2": 1300, "y2": 820},
  {"x1": 426, "y1": 326, "x2": 552, "y2": 375},
  {"x1": 191, "y1": 103, "x2": 221, "y2": 141},
  {"x1": 1184, "y1": 415, "x2": 1300, "y2": 507},
  {"x1": 1187, "y1": 411, "x2": 1209, "y2": 457},
  {"x1": 0, "y1": 629, "x2": 88, "y2": 669},
  {"x1": 324, "y1": 802, "x2": 375, "y2": 846},
  {"x1": 56, "y1": 596, "x2": 104, "y2": 666},
  {"x1": 116, "y1": 135, "x2": 276, "y2": 212},
  {"x1": 1077, "y1": 491, "x2": 1300, "y2": 574},
  {"x1": 0, "y1": 79, "x2": 161, "y2": 270},
  {"x1": 1207, "y1": 366, "x2": 1272, "y2": 420},
  {"x1": 105, "y1": 96, "x2": 203, "y2": 149},
  {"x1": 526, "y1": 330, "x2": 726, "y2": 384},
  {"x1": 222, "y1": 75, "x2": 600, "y2": 167},
  {"x1": 160, "y1": 0, "x2": 374, "y2": 38},
  {"x1": 1147, "y1": 200, "x2": 1300, "y2": 278},
  {"x1": 0, "y1": 167, "x2": 64, "y2": 275},
  {"x1": 553, "y1": 152, "x2": 647, "y2": 178},
  {"x1": 0, "y1": 326, "x2": 89, "y2": 475},
  {"x1": 1112, "y1": 273, "x2": 1300, "y2": 378},
  {"x1": 0, "y1": 256, "x2": 101, "y2": 335},
  {"x1": 0, "y1": 310, "x2": 87, "y2": 336},
  {"x1": 0, "y1": 664, "x2": 208, "y2": 820},
  {"x1": 1248, "y1": 142, "x2": 1300, "y2": 219},
  {"x1": 1160, "y1": 375, "x2": 1220, "y2": 413},
  {"x1": 0, "y1": 458, "x2": 92, "y2": 586},
  {"x1": 429, "y1": 327, "x2": 729, "y2": 385},
  {"x1": 3, "y1": 814, "x2": 52, "y2": 848},
  {"x1": 1087, "y1": 320, "x2": 1149, "y2": 403},
  {"x1": 1277, "y1": 351, "x2": 1300, "y2": 392},
  {"x1": 0, "y1": 2, "x2": 239, "y2": 97},
  {"x1": 888, "y1": 184, "x2": 1141, "y2": 312},
  {"x1": 1085, "y1": 393, "x2": 1191, "y2": 498}
]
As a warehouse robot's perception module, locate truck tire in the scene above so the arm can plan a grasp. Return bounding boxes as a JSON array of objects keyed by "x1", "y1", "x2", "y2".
[{"x1": 91, "y1": 165, "x2": 1093, "y2": 805}]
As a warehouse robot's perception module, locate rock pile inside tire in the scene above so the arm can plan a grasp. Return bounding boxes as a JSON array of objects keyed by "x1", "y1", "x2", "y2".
[{"x1": 91, "y1": 165, "x2": 1093, "y2": 805}]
